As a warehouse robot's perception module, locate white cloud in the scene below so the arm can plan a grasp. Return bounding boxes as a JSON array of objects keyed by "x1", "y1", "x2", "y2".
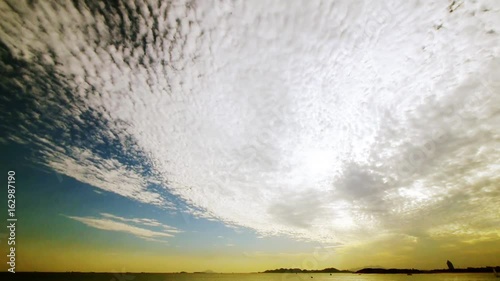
[
  {"x1": 43, "y1": 147, "x2": 163, "y2": 205},
  {"x1": 66, "y1": 213, "x2": 181, "y2": 241},
  {"x1": 1, "y1": 0, "x2": 499, "y2": 246}
]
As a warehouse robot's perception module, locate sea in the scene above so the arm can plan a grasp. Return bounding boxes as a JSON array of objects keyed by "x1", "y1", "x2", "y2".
[{"x1": 3, "y1": 273, "x2": 498, "y2": 281}]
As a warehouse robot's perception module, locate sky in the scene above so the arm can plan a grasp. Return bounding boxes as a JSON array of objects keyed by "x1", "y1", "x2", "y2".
[{"x1": 0, "y1": 0, "x2": 499, "y2": 273}]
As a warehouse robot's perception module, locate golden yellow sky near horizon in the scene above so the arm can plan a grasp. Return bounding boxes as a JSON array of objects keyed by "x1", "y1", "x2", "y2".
[{"x1": 2, "y1": 235, "x2": 498, "y2": 273}]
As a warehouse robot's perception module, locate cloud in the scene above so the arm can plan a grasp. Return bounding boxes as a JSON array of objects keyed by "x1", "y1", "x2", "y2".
[
  {"x1": 1, "y1": 0, "x2": 499, "y2": 247},
  {"x1": 44, "y1": 147, "x2": 163, "y2": 205},
  {"x1": 65, "y1": 213, "x2": 181, "y2": 241},
  {"x1": 100, "y1": 213, "x2": 182, "y2": 233}
]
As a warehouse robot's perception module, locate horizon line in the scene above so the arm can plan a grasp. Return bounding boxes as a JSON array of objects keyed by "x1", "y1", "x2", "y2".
[{"x1": 4, "y1": 265, "x2": 500, "y2": 274}]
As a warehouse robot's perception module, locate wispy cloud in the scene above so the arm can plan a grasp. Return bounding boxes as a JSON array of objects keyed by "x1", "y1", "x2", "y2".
[
  {"x1": 44, "y1": 147, "x2": 163, "y2": 205},
  {"x1": 1, "y1": 0, "x2": 499, "y2": 248},
  {"x1": 100, "y1": 213, "x2": 182, "y2": 233},
  {"x1": 65, "y1": 213, "x2": 181, "y2": 241}
]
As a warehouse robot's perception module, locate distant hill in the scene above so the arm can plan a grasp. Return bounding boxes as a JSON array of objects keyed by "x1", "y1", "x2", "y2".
[
  {"x1": 349, "y1": 265, "x2": 385, "y2": 272},
  {"x1": 356, "y1": 266, "x2": 500, "y2": 274},
  {"x1": 356, "y1": 268, "x2": 420, "y2": 274},
  {"x1": 262, "y1": 267, "x2": 351, "y2": 273},
  {"x1": 261, "y1": 266, "x2": 500, "y2": 274}
]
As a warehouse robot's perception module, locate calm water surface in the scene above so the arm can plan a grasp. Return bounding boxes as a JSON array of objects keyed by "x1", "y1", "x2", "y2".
[{"x1": 8, "y1": 273, "x2": 497, "y2": 281}]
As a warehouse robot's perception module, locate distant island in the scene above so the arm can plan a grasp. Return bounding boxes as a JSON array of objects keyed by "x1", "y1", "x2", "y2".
[
  {"x1": 355, "y1": 266, "x2": 500, "y2": 274},
  {"x1": 262, "y1": 267, "x2": 351, "y2": 273},
  {"x1": 262, "y1": 265, "x2": 500, "y2": 274}
]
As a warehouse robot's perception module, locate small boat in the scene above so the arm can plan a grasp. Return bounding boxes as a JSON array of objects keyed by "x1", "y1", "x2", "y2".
[{"x1": 407, "y1": 273, "x2": 413, "y2": 276}]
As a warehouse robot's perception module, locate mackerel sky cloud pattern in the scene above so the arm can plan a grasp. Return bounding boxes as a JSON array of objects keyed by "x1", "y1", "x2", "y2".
[{"x1": 0, "y1": 0, "x2": 499, "y2": 246}]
